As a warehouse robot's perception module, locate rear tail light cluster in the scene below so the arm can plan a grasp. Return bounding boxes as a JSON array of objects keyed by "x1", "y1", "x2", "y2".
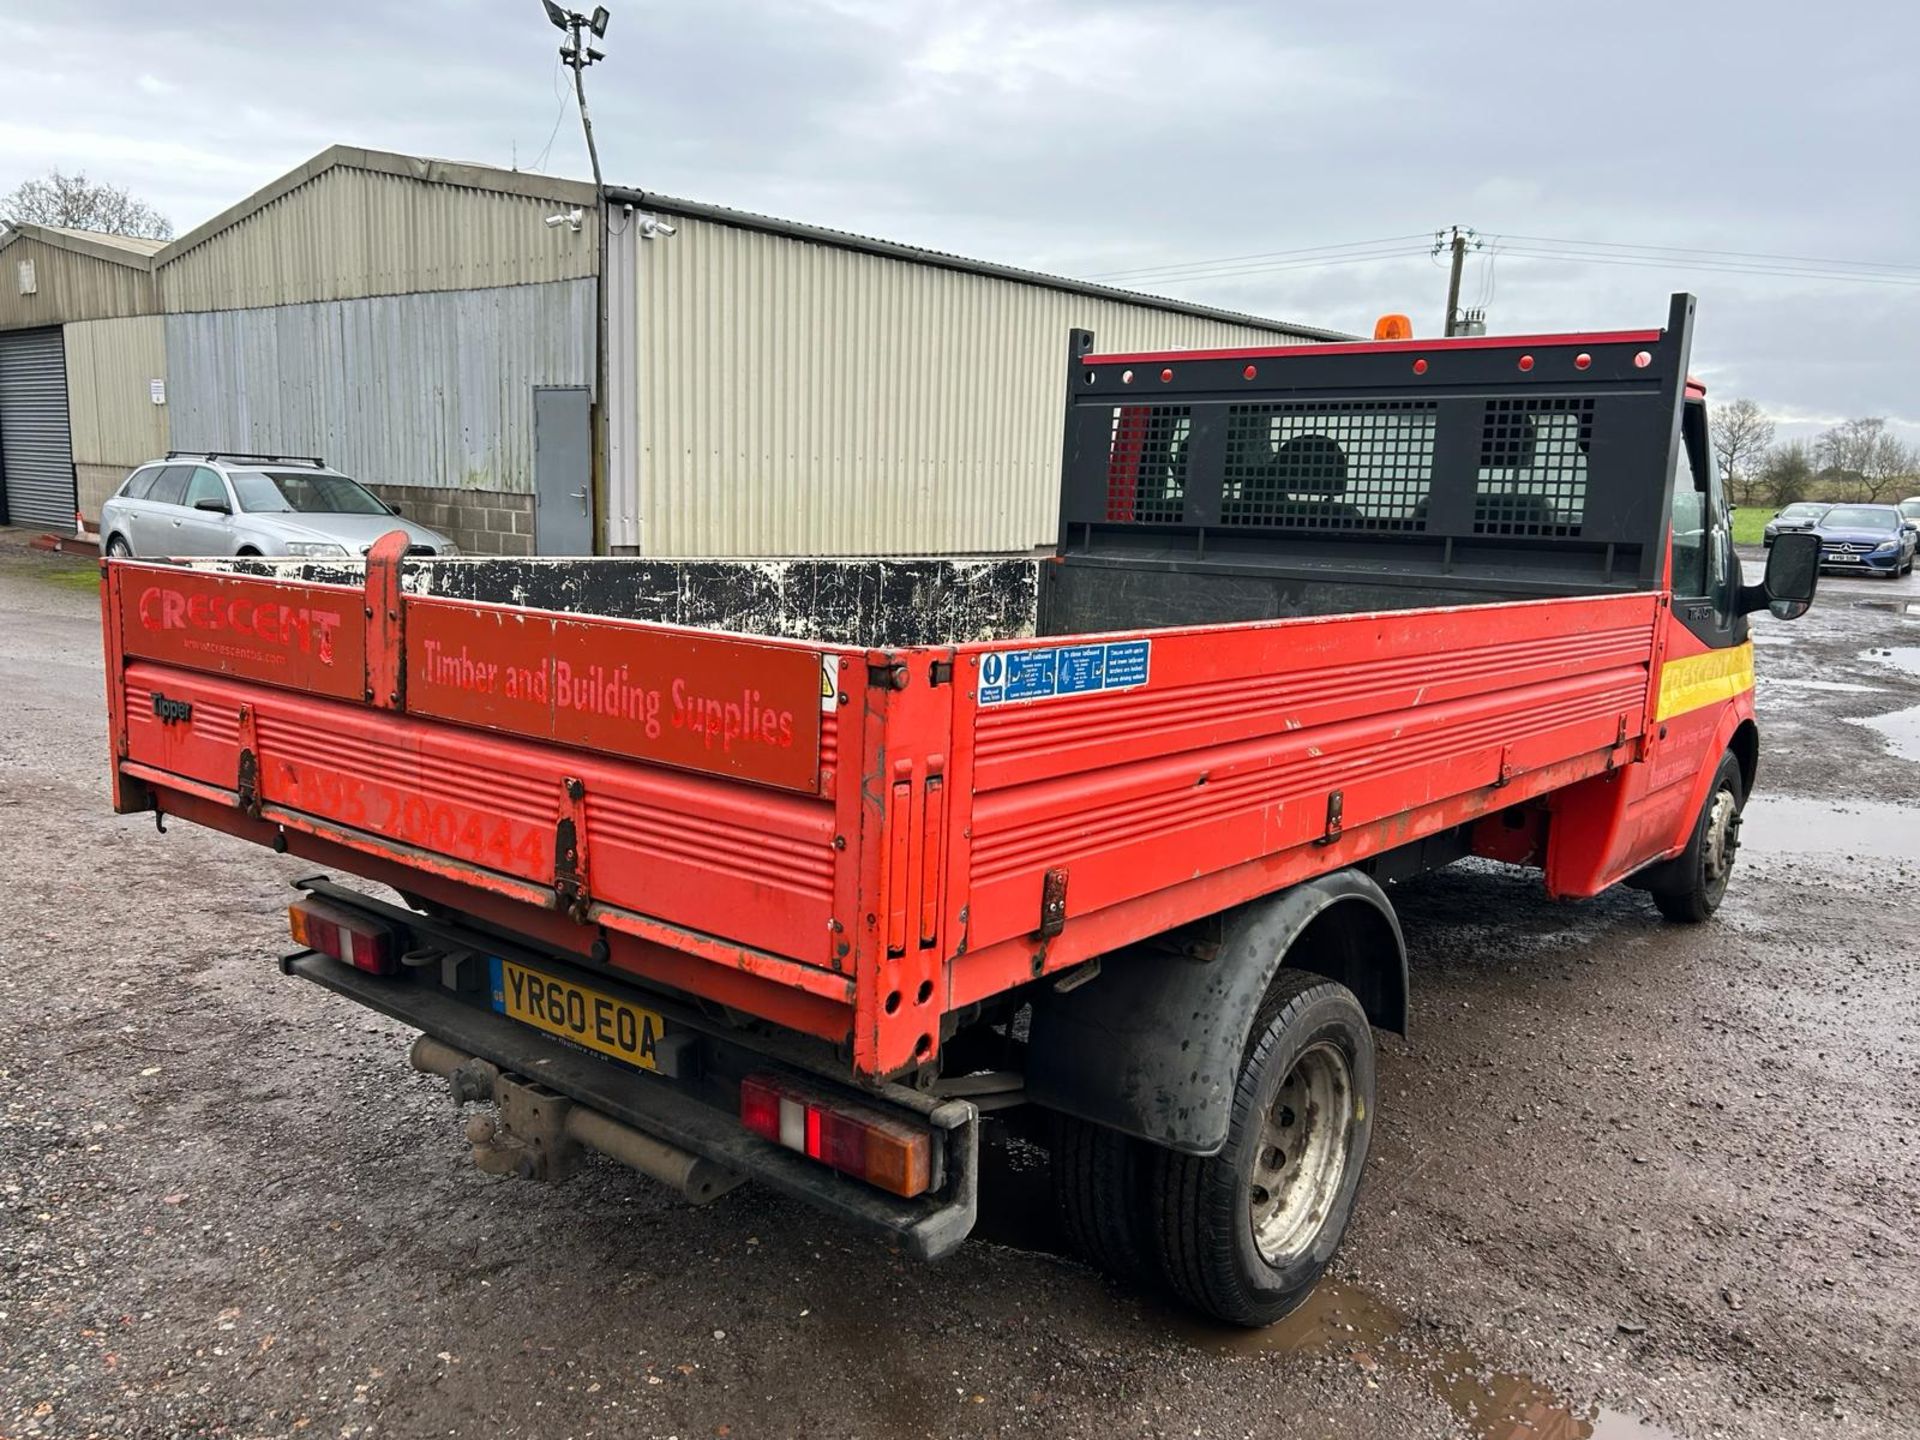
[
  {"x1": 739, "y1": 1073, "x2": 933, "y2": 1198},
  {"x1": 288, "y1": 897, "x2": 398, "y2": 976}
]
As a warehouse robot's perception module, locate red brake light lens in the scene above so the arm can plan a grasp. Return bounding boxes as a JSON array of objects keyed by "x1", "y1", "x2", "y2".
[
  {"x1": 288, "y1": 898, "x2": 397, "y2": 976},
  {"x1": 739, "y1": 1074, "x2": 933, "y2": 1198}
]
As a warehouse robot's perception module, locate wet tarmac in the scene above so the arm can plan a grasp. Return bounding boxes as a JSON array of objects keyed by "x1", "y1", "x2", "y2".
[
  {"x1": 971, "y1": 1133, "x2": 1681, "y2": 1440},
  {"x1": 2, "y1": 534, "x2": 1916, "y2": 1440}
]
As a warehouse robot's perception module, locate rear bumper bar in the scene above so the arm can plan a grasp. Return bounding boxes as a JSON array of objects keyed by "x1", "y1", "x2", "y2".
[{"x1": 283, "y1": 951, "x2": 980, "y2": 1260}]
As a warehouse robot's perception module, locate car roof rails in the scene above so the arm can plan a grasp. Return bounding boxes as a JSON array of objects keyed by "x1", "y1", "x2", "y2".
[{"x1": 164, "y1": 451, "x2": 327, "y2": 468}]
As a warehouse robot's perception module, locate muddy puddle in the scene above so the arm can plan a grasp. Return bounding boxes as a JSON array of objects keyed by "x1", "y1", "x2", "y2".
[
  {"x1": 1862, "y1": 645, "x2": 1920, "y2": 679},
  {"x1": 1849, "y1": 706, "x2": 1920, "y2": 764},
  {"x1": 1842, "y1": 648, "x2": 1920, "y2": 763},
  {"x1": 1755, "y1": 676, "x2": 1886, "y2": 695},
  {"x1": 973, "y1": 1124, "x2": 1674, "y2": 1439},
  {"x1": 1173, "y1": 1280, "x2": 1675, "y2": 1440},
  {"x1": 1848, "y1": 597, "x2": 1920, "y2": 617},
  {"x1": 1738, "y1": 794, "x2": 1920, "y2": 863}
]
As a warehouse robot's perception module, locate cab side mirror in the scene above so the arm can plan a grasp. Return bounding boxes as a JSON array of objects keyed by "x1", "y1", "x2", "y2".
[
  {"x1": 193, "y1": 497, "x2": 232, "y2": 515},
  {"x1": 1739, "y1": 529, "x2": 1818, "y2": 619}
]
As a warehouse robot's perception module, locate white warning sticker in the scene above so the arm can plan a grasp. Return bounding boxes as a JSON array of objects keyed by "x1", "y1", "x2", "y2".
[
  {"x1": 820, "y1": 654, "x2": 841, "y2": 710},
  {"x1": 977, "y1": 639, "x2": 1151, "y2": 706}
]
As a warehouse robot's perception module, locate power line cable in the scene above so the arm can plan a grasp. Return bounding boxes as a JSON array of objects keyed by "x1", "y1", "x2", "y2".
[
  {"x1": 1488, "y1": 232, "x2": 1920, "y2": 277},
  {"x1": 1085, "y1": 228, "x2": 1920, "y2": 297},
  {"x1": 1492, "y1": 246, "x2": 1920, "y2": 289},
  {"x1": 1100, "y1": 245, "x2": 1438, "y2": 288},
  {"x1": 529, "y1": 54, "x2": 570, "y2": 173},
  {"x1": 1084, "y1": 233, "x2": 1432, "y2": 283}
]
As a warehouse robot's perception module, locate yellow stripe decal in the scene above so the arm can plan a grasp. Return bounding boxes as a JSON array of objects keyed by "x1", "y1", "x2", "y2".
[{"x1": 1655, "y1": 641, "x2": 1754, "y2": 721}]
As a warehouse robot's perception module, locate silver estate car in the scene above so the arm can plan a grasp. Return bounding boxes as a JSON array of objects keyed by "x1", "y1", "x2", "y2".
[{"x1": 100, "y1": 453, "x2": 458, "y2": 559}]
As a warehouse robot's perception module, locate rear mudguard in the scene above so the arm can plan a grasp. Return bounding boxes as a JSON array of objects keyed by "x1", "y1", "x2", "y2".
[{"x1": 1025, "y1": 869, "x2": 1406, "y2": 1156}]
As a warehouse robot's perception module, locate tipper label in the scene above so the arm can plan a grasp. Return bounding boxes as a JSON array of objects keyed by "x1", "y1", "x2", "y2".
[{"x1": 978, "y1": 639, "x2": 1150, "y2": 706}]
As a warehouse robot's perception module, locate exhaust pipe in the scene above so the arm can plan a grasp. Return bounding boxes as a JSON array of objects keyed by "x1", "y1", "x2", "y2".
[{"x1": 409, "y1": 1035, "x2": 742, "y2": 1205}]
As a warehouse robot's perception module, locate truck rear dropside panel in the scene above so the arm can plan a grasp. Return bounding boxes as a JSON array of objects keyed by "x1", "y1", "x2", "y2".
[{"x1": 102, "y1": 301, "x2": 1710, "y2": 1084}]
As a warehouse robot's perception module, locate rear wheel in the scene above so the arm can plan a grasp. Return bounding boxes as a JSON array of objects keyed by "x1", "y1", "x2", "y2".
[
  {"x1": 1652, "y1": 751, "x2": 1744, "y2": 923},
  {"x1": 1050, "y1": 1114, "x2": 1156, "y2": 1287},
  {"x1": 1146, "y1": 969, "x2": 1374, "y2": 1326},
  {"x1": 105, "y1": 533, "x2": 132, "y2": 559}
]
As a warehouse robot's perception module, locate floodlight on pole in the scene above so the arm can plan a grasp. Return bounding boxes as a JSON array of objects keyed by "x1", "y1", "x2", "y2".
[{"x1": 531, "y1": 0, "x2": 616, "y2": 551}]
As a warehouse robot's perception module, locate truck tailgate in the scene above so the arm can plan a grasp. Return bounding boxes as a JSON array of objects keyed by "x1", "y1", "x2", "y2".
[{"x1": 103, "y1": 538, "x2": 869, "y2": 1039}]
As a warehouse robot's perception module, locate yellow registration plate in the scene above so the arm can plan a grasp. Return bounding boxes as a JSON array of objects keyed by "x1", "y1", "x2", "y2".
[{"x1": 490, "y1": 958, "x2": 667, "y2": 1072}]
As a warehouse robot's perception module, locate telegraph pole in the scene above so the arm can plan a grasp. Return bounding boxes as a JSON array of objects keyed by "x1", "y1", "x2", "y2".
[{"x1": 1435, "y1": 225, "x2": 1479, "y2": 336}]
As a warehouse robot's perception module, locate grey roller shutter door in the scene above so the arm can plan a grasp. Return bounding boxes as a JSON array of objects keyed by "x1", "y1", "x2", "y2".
[{"x1": 0, "y1": 327, "x2": 76, "y2": 529}]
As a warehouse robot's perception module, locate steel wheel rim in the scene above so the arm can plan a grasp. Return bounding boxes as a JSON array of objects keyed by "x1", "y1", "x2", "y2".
[
  {"x1": 1249, "y1": 1040, "x2": 1353, "y2": 1266},
  {"x1": 1703, "y1": 786, "x2": 1740, "y2": 889}
]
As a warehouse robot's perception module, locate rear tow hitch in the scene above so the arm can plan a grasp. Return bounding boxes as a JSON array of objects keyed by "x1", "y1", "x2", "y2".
[{"x1": 410, "y1": 1036, "x2": 744, "y2": 1204}]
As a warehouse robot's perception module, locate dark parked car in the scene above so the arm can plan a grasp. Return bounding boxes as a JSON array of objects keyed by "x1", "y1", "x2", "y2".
[
  {"x1": 1815, "y1": 503, "x2": 1916, "y2": 578},
  {"x1": 1763, "y1": 500, "x2": 1830, "y2": 547}
]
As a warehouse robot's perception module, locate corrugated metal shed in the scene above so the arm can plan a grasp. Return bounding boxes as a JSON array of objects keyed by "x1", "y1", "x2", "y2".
[
  {"x1": 64, "y1": 315, "x2": 169, "y2": 518},
  {"x1": 610, "y1": 208, "x2": 1322, "y2": 556},
  {"x1": 164, "y1": 277, "x2": 593, "y2": 494},
  {"x1": 0, "y1": 224, "x2": 158, "y2": 330},
  {"x1": 156, "y1": 147, "x2": 599, "y2": 313}
]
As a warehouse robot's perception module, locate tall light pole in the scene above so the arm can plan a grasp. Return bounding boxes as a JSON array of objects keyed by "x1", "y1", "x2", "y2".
[
  {"x1": 544, "y1": 2, "x2": 610, "y2": 191},
  {"x1": 541, "y1": 2, "x2": 612, "y2": 552}
]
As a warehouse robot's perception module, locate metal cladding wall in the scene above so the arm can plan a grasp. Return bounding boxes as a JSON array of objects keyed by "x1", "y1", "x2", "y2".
[
  {"x1": 0, "y1": 327, "x2": 76, "y2": 528},
  {"x1": 158, "y1": 162, "x2": 598, "y2": 314},
  {"x1": 0, "y1": 235, "x2": 157, "y2": 331},
  {"x1": 164, "y1": 278, "x2": 594, "y2": 494},
  {"x1": 611, "y1": 213, "x2": 1316, "y2": 556},
  {"x1": 65, "y1": 316, "x2": 169, "y2": 519}
]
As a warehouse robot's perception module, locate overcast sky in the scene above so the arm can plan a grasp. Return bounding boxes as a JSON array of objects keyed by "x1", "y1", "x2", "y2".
[{"x1": 3, "y1": 0, "x2": 1914, "y2": 445}]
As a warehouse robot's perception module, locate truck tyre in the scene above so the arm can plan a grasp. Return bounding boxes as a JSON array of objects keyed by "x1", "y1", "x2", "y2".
[
  {"x1": 1147, "y1": 968, "x2": 1374, "y2": 1327},
  {"x1": 1051, "y1": 1113, "x2": 1156, "y2": 1288},
  {"x1": 1651, "y1": 751, "x2": 1744, "y2": 924}
]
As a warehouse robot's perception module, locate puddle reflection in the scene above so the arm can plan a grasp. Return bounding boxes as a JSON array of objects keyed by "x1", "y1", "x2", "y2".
[
  {"x1": 973, "y1": 1130, "x2": 1677, "y2": 1440},
  {"x1": 1738, "y1": 794, "x2": 1920, "y2": 862},
  {"x1": 1173, "y1": 1280, "x2": 1676, "y2": 1439}
]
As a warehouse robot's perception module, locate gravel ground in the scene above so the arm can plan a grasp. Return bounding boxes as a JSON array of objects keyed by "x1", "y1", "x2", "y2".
[{"x1": 2, "y1": 533, "x2": 1916, "y2": 1440}]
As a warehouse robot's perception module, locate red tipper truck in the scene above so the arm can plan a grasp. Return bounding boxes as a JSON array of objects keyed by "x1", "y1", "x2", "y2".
[{"x1": 100, "y1": 293, "x2": 1819, "y2": 1325}]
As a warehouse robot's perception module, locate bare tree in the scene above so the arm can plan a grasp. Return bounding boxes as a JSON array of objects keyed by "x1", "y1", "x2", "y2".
[
  {"x1": 1757, "y1": 440, "x2": 1815, "y2": 509},
  {"x1": 1815, "y1": 416, "x2": 1913, "y2": 502},
  {"x1": 0, "y1": 170, "x2": 172, "y2": 240},
  {"x1": 1879, "y1": 437, "x2": 1920, "y2": 504},
  {"x1": 1710, "y1": 398, "x2": 1774, "y2": 507}
]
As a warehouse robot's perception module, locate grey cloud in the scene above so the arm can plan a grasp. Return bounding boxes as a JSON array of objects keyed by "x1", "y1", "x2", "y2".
[{"x1": 3, "y1": 0, "x2": 1914, "y2": 437}]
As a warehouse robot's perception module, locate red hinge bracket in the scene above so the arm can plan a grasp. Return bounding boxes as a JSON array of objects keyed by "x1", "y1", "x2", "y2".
[
  {"x1": 1315, "y1": 789, "x2": 1344, "y2": 845},
  {"x1": 235, "y1": 703, "x2": 262, "y2": 818},
  {"x1": 552, "y1": 776, "x2": 591, "y2": 923},
  {"x1": 364, "y1": 529, "x2": 411, "y2": 710},
  {"x1": 1037, "y1": 867, "x2": 1069, "y2": 939}
]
